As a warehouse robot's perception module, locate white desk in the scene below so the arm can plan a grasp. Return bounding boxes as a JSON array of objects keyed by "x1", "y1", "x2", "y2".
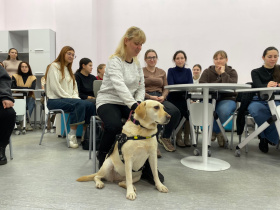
[
  {"x1": 165, "y1": 83, "x2": 251, "y2": 171},
  {"x1": 12, "y1": 89, "x2": 45, "y2": 128}
]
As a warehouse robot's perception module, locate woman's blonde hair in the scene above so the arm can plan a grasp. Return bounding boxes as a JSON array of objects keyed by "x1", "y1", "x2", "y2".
[
  {"x1": 110, "y1": 26, "x2": 146, "y2": 62},
  {"x1": 45, "y1": 46, "x2": 76, "y2": 86}
]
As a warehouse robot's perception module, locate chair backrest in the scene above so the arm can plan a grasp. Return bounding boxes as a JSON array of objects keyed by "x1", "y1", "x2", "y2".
[
  {"x1": 13, "y1": 99, "x2": 26, "y2": 116},
  {"x1": 93, "y1": 80, "x2": 102, "y2": 97},
  {"x1": 189, "y1": 102, "x2": 214, "y2": 126}
]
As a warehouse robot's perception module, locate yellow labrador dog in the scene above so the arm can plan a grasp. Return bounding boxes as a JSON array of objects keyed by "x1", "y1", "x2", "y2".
[{"x1": 77, "y1": 100, "x2": 171, "y2": 200}]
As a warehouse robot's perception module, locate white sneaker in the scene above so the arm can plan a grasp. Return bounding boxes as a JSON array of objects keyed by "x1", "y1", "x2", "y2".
[{"x1": 68, "y1": 134, "x2": 79, "y2": 148}]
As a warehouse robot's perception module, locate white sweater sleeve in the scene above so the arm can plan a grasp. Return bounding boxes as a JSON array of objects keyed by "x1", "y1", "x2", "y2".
[
  {"x1": 134, "y1": 64, "x2": 145, "y2": 102},
  {"x1": 72, "y1": 81, "x2": 80, "y2": 99},
  {"x1": 47, "y1": 64, "x2": 72, "y2": 98}
]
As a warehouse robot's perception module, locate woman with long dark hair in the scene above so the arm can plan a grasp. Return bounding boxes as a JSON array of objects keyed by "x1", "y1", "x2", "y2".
[
  {"x1": 75, "y1": 58, "x2": 97, "y2": 103},
  {"x1": 12, "y1": 61, "x2": 36, "y2": 131},
  {"x1": 248, "y1": 46, "x2": 280, "y2": 153}
]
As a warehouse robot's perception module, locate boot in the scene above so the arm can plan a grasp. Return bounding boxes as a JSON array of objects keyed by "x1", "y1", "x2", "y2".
[
  {"x1": 0, "y1": 146, "x2": 7, "y2": 165},
  {"x1": 97, "y1": 151, "x2": 107, "y2": 168},
  {"x1": 184, "y1": 121, "x2": 191, "y2": 147},
  {"x1": 176, "y1": 127, "x2": 186, "y2": 147}
]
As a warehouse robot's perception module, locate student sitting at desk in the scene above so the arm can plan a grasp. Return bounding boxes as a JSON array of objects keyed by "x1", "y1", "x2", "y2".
[
  {"x1": 167, "y1": 50, "x2": 193, "y2": 148},
  {"x1": 11, "y1": 61, "x2": 36, "y2": 131},
  {"x1": 199, "y1": 50, "x2": 238, "y2": 147},
  {"x1": 248, "y1": 46, "x2": 280, "y2": 153}
]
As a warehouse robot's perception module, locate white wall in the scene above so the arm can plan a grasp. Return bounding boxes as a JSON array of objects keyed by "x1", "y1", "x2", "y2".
[
  {"x1": 2, "y1": 0, "x2": 95, "y2": 73},
  {"x1": 0, "y1": 0, "x2": 6, "y2": 30},
  {"x1": 97, "y1": 0, "x2": 280, "y2": 84},
  {"x1": 2, "y1": 0, "x2": 280, "y2": 83}
]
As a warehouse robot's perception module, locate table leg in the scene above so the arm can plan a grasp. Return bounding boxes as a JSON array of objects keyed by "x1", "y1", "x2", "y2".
[{"x1": 180, "y1": 88, "x2": 230, "y2": 171}]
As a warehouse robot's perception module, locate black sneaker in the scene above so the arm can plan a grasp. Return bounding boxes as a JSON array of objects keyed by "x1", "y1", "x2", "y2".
[
  {"x1": 141, "y1": 161, "x2": 164, "y2": 185},
  {"x1": 259, "y1": 138, "x2": 269, "y2": 153}
]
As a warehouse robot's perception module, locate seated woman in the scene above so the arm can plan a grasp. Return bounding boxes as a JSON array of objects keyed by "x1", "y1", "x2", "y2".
[
  {"x1": 192, "y1": 64, "x2": 202, "y2": 133},
  {"x1": 3, "y1": 48, "x2": 22, "y2": 77},
  {"x1": 96, "y1": 64, "x2": 106, "y2": 80},
  {"x1": 75, "y1": 58, "x2": 97, "y2": 103},
  {"x1": 11, "y1": 61, "x2": 36, "y2": 131},
  {"x1": 143, "y1": 49, "x2": 181, "y2": 153},
  {"x1": 248, "y1": 46, "x2": 280, "y2": 153},
  {"x1": 192, "y1": 64, "x2": 202, "y2": 84},
  {"x1": 45, "y1": 46, "x2": 96, "y2": 148},
  {"x1": 167, "y1": 50, "x2": 193, "y2": 147},
  {"x1": 96, "y1": 26, "x2": 163, "y2": 185},
  {"x1": 199, "y1": 50, "x2": 238, "y2": 147},
  {"x1": 0, "y1": 65, "x2": 16, "y2": 165}
]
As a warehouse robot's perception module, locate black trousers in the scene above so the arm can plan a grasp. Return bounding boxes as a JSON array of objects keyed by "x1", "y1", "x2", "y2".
[
  {"x1": 97, "y1": 104, "x2": 130, "y2": 153},
  {"x1": 0, "y1": 104, "x2": 16, "y2": 147}
]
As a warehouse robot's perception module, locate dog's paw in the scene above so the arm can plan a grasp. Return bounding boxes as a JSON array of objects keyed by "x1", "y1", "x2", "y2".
[
  {"x1": 95, "y1": 181, "x2": 104, "y2": 189},
  {"x1": 126, "y1": 191, "x2": 137, "y2": 200},
  {"x1": 156, "y1": 184, "x2": 168, "y2": 193}
]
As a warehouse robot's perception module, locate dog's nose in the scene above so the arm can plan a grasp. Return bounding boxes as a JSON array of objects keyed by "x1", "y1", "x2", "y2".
[{"x1": 166, "y1": 114, "x2": 171, "y2": 119}]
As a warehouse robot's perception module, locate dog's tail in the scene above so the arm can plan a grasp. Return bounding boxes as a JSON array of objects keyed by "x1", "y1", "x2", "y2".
[{"x1": 76, "y1": 173, "x2": 96, "y2": 182}]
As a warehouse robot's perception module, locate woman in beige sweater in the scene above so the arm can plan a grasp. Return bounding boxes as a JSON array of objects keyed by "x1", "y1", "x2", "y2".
[{"x1": 3, "y1": 48, "x2": 22, "y2": 77}]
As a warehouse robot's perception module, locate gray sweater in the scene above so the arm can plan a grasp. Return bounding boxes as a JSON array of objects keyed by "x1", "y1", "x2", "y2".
[{"x1": 96, "y1": 56, "x2": 145, "y2": 109}]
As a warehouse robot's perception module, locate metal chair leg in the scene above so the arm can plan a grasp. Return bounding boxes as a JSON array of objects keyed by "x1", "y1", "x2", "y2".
[{"x1": 9, "y1": 137, "x2": 13, "y2": 160}]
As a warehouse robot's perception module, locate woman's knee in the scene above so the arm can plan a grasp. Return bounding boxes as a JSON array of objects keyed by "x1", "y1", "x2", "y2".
[{"x1": 248, "y1": 102, "x2": 268, "y2": 117}]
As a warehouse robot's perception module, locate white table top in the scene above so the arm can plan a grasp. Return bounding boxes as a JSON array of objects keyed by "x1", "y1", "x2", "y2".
[
  {"x1": 12, "y1": 89, "x2": 44, "y2": 92},
  {"x1": 236, "y1": 87, "x2": 280, "y2": 93},
  {"x1": 165, "y1": 83, "x2": 251, "y2": 92}
]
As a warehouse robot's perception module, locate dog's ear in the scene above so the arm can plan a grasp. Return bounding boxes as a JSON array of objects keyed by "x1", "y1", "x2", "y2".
[{"x1": 135, "y1": 101, "x2": 146, "y2": 119}]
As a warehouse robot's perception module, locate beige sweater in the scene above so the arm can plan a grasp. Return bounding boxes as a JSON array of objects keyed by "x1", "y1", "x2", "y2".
[
  {"x1": 46, "y1": 62, "x2": 79, "y2": 99},
  {"x1": 3, "y1": 59, "x2": 22, "y2": 77}
]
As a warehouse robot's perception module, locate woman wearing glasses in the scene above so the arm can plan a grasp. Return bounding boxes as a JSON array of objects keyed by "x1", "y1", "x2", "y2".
[
  {"x1": 143, "y1": 49, "x2": 180, "y2": 154},
  {"x1": 45, "y1": 46, "x2": 96, "y2": 148}
]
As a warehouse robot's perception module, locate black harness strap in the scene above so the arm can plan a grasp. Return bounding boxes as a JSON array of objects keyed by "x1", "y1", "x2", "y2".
[
  {"x1": 117, "y1": 133, "x2": 156, "y2": 172},
  {"x1": 106, "y1": 112, "x2": 156, "y2": 172}
]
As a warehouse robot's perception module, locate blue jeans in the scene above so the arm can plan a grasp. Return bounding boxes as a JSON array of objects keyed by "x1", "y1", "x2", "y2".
[
  {"x1": 248, "y1": 100, "x2": 280, "y2": 144},
  {"x1": 26, "y1": 96, "x2": 35, "y2": 117},
  {"x1": 47, "y1": 98, "x2": 96, "y2": 125},
  {"x1": 213, "y1": 100, "x2": 236, "y2": 133}
]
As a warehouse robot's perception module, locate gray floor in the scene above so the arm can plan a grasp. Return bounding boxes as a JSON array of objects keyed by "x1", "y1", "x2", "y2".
[{"x1": 1, "y1": 129, "x2": 280, "y2": 210}]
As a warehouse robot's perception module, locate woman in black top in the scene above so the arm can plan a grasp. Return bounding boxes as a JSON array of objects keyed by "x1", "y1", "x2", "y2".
[
  {"x1": 248, "y1": 46, "x2": 280, "y2": 153},
  {"x1": 75, "y1": 58, "x2": 97, "y2": 104}
]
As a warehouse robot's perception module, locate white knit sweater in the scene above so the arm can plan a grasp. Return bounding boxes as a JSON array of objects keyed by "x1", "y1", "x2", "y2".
[
  {"x1": 96, "y1": 56, "x2": 145, "y2": 109},
  {"x1": 46, "y1": 62, "x2": 79, "y2": 99}
]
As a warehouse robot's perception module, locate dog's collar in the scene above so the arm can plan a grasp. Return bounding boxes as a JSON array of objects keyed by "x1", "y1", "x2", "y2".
[{"x1": 129, "y1": 114, "x2": 147, "y2": 129}]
